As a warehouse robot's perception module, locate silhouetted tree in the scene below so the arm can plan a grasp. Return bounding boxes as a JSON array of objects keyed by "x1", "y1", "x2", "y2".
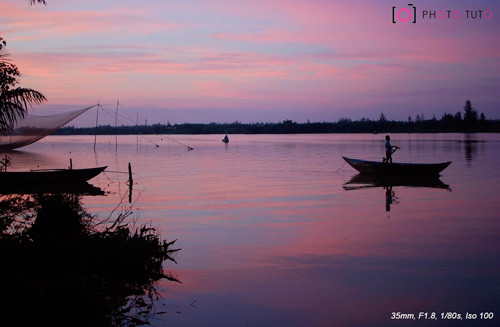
[
  {"x1": 463, "y1": 100, "x2": 477, "y2": 121},
  {"x1": 463, "y1": 99, "x2": 478, "y2": 130},
  {"x1": 0, "y1": 38, "x2": 46, "y2": 134}
]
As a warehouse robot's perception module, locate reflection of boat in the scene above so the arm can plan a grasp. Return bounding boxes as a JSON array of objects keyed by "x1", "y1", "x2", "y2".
[
  {"x1": 343, "y1": 174, "x2": 451, "y2": 212},
  {"x1": 0, "y1": 182, "x2": 105, "y2": 196},
  {"x1": 342, "y1": 156, "x2": 451, "y2": 176},
  {"x1": 0, "y1": 166, "x2": 107, "y2": 185},
  {"x1": 343, "y1": 174, "x2": 451, "y2": 191},
  {"x1": 222, "y1": 135, "x2": 229, "y2": 143}
]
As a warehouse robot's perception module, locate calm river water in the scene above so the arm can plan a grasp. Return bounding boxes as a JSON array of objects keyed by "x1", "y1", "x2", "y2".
[{"x1": 6, "y1": 133, "x2": 500, "y2": 326}]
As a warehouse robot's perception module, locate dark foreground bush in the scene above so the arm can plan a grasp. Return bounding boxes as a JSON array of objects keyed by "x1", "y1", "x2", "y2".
[{"x1": 0, "y1": 193, "x2": 180, "y2": 327}]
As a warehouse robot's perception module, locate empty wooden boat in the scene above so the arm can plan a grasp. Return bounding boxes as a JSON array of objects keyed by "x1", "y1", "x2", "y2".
[{"x1": 0, "y1": 166, "x2": 107, "y2": 185}]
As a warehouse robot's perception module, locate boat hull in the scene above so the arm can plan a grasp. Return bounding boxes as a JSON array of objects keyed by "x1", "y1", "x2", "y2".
[
  {"x1": 342, "y1": 157, "x2": 451, "y2": 176},
  {"x1": 0, "y1": 182, "x2": 105, "y2": 195},
  {"x1": 0, "y1": 166, "x2": 107, "y2": 185}
]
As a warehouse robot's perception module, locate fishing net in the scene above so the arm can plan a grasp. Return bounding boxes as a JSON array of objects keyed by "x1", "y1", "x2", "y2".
[{"x1": 0, "y1": 106, "x2": 94, "y2": 151}]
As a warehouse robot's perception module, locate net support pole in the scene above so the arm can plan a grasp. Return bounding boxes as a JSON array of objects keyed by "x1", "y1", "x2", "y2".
[
  {"x1": 115, "y1": 99, "x2": 119, "y2": 152},
  {"x1": 94, "y1": 103, "x2": 100, "y2": 152}
]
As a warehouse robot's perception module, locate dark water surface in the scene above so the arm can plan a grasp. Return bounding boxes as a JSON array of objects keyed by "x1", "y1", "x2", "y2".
[{"x1": 5, "y1": 133, "x2": 500, "y2": 326}]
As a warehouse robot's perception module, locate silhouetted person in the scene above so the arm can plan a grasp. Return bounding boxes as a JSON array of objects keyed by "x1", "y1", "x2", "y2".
[{"x1": 384, "y1": 135, "x2": 399, "y2": 163}]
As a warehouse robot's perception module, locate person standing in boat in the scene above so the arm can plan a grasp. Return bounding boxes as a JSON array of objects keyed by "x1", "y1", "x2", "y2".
[{"x1": 384, "y1": 135, "x2": 399, "y2": 163}]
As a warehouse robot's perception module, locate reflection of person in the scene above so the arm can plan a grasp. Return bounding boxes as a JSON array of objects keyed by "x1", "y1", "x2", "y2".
[
  {"x1": 384, "y1": 135, "x2": 399, "y2": 163},
  {"x1": 385, "y1": 186, "x2": 393, "y2": 212},
  {"x1": 384, "y1": 186, "x2": 399, "y2": 212}
]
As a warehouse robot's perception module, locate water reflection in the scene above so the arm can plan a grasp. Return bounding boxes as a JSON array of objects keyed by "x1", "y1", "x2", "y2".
[
  {"x1": 0, "y1": 149, "x2": 60, "y2": 170},
  {"x1": 384, "y1": 186, "x2": 399, "y2": 211},
  {"x1": 343, "y1": 174, "x2": 451, "y2": 211},
  {"x1": 462, "y1": 134, "x2": 485, "y2": 166},
  {"x1": 464, "y1": 136, "x2": 477, "y2": 162},
  {"x1": 0, "y1": 189, "x2": 180, "y2": 327}
]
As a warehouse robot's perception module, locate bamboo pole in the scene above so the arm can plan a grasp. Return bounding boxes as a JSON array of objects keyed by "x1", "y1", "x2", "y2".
[
  {"x1": 128, "y1": 162, "x2": 133, "y2": 203},
  {"x1": 94, "y1": 104, "x2": 100, "y2": 152}
]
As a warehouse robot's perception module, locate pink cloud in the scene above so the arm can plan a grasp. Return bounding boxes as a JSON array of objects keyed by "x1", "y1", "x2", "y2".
[
  {"x1": 193, "y1": 81, "x2": 253, "y2": 99},
  {"x1": 2, "y1": 0, "x2": 499, "y2": 118},
  {"x1": 1, "y1": 2, "x2": 178, "y2": 39}
]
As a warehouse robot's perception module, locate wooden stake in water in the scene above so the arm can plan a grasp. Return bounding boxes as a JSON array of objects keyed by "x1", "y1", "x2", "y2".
[{"x1": 128, "y1": 162, "x2": 133, "y2": 203}]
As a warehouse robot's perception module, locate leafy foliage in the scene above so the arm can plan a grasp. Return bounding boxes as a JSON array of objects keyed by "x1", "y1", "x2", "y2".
[
  {"x1": 0, "y1": 37, "x2": 46, "y2": 135},
  {"x1": 0, "y1": 193, "x2": 180, "y2": 327}
]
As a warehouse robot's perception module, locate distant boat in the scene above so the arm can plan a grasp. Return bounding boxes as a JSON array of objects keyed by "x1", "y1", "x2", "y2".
[
  {"x1": 342, "y1": 156, "x2": 451, "y2": 177},
  {"x1": 0, "y1": 166, "x2": 107, "y2": 185},
  {"x1": 222, "y1": 135, "x2": 229, "y2": 143}
]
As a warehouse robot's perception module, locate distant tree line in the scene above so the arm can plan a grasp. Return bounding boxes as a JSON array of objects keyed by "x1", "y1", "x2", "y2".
[{"x1": 56, "y1": 100, "x2": 499, "y2": 135}]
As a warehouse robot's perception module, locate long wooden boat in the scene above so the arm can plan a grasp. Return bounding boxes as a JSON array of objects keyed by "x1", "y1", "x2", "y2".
[
  {"x1": 342, "y1": 157, "x2": 451, "y2": 176},
  {"x1": 0, "y1": 182, "x2": 105, "y2": 196},
  {"x1": 0, "y1": 166, "x2": 107, "y2": 185}
]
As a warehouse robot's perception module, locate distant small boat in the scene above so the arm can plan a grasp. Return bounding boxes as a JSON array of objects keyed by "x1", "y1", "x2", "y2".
[
  {"x1": 0, "y1": 166, "x2": 107, "y2": 185},
  {"x1": 222, "y1": 135, "x2": 229, "y2": 143},
  {"x1": 342, "y1": 157, "x2": 451, "y2": 176}
]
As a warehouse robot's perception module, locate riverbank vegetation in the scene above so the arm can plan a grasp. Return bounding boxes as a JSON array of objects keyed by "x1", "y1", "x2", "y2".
[
  {"x1": 57, "y1": 100, "x2": 499, "y2": 135},
  {"x1": 0, "y1": 193, "x2": 180, "y2": 327}
]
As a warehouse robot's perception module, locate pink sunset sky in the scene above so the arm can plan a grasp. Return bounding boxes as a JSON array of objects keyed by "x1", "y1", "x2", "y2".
[{"x1": 1, "y1": 0, "x2": 499, "y2": 125}]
